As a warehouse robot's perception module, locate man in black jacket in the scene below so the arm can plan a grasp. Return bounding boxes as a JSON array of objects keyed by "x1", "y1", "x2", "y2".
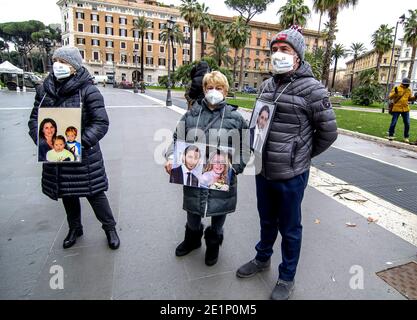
[{"x1": 236, "y1": 26, "x2": 338, "y2": 300}]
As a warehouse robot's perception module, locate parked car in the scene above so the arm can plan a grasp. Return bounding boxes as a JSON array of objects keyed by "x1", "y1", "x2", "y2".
[
  {"x1": 118, "y1": 80, "x2": 133, "y2": 89},
  {"x1": 92, "y1": 75, "x2": 108, "y2": 85},
  {"x1": 241, "y1": 86, "x2": 257, "y2": 94}
]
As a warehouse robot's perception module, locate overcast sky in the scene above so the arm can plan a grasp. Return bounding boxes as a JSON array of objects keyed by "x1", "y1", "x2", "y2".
[{"x1": 1, "y1": 0, "x2": 416, "y2": 67}]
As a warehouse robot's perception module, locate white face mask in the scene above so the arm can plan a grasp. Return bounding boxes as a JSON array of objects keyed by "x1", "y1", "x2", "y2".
[
  {"x1": 205, "y1": 89, "x2": 224, "y2": 106},
  {"x1": 53, "y1": 62, "x2": 72, "y2": 80},
  {"x1": 271, "y1": 51, "x2": 295, "y2": 74}
]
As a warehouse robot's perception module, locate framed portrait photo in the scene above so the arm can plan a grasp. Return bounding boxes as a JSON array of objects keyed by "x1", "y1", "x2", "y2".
[
  {"x1": 37, "y1": 108, "x2": 82, "y2": 163},
  {"x1": 170, "y1": 142, "x2": 235, "y2": 193},
  {"x1": 248, "y1": 99, "x2": 276, "y2": 154}
]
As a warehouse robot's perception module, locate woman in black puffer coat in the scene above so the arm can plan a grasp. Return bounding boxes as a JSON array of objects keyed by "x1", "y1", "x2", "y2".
[{"x1": 28, "y1": 47, "x2": 120, "y2": 250}]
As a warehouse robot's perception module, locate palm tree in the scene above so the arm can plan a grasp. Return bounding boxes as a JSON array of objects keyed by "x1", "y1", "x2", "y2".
[
  {"x1": 313, "y1": 0, "x2": 358, "y2": 86},
  {"x1": 404, "y1": 9, "x2": 417, "y2": 79},
  {"x1": 180, "y1": 0, "x2": 199, "y2": 63},
  {"x1": 195, "y1": 3, "x2": 212, "y2": 58},
  {"x1": 132, "y1": 16, "x2": 151, "y2": 82},
  {"x1": 210, "y1": 20, "x2": 225, "y2": 47},
  {"x1": 160, "y1": 24, "x2": 185, "y2": 72},
  {"x1": 371, "y1": 24, "x2": 394, "y2": 76},
  {"x1": 331, "y1": 43, "x2": 346, "y2": 90},
  {"x1": 209, "y1": 43, "x2": 233, "y2": 67},
  {"x1": 277, "y1": 0, "x2": 311, "y2": 29},
  {"x1": 347, "y1": 42, "x2": 366, "y2": 94},
  {"x1": 225, "y1": 16, "x2": 250, "y2": 89}
]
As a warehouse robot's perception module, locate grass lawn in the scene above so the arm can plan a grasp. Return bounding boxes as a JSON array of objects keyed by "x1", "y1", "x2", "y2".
[
  {"x1": 147, "y1": 86, "x2": 185, "y2": 92},
  {"x1": 340, "y1": 99, "x2": 385, "y2": 109},
  {"x1": 335, "y1": 109, "x2": 417, "y2": 141},
  {"x1": 226, "y1": 98, "x2": 256, "y2": 109}
]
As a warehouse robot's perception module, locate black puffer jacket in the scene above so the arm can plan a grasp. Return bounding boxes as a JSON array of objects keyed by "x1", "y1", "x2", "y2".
[
  {"x1": 166, "y1": 99, "x2": 249, "y2": 217},
  {"x1": 258, "y1": 61, "x2": 338, "y2": 181},
  {"x1": 188, "y1": 61, "x2": 211, "y2": 102},
  {"x1": 28, "y1": 68, "x2": 110, "y2": 200}
]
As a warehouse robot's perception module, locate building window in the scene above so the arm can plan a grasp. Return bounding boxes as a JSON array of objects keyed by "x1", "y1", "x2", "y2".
[
  {"x1": 106, "y1": 53, "x2": 114, "y2": 62},
  {"x1": 77, "y1": 3, "x2": 83, "y2": 7},
  {"x1": 405, "y1": 51, "x2": 409, "y2": 58},
  {"x1": 76, "y1": 12, "x2": 84, "y2": 19},
  {"x1": 91, "y1": 14, "x2": 99, "y2": 22},
  {"x1": 173, "y1": 48, "x2": 177, "y2": 55},
  {"x1": 147, "y1": 45, "x2": 152, "y2": 52},
  {"x1": 266, "y1": 40, "x2": 271, "y2": 47},
  {"x1": 147, "y1": 75, "x2": 152, "y2": 82},
  {"x1": 119, "y1": 17, "x2": 127, "y2": 25},
  {"x1": 146, "y1": 32, "x2": 154, "y2": 40},
  {"x1": 246, "y1": 49, "x2": 250, "y2": 56},
  {"x1": 254, "y1": 82, "x2": 257, "y2": 88},
  {"x1": 105, "y1": 16, "x2": 113, "y2": 23},
  {"x1": 159, "y1": 23, "x2": 166, "y2": 29},
  {"x1": 133, "y1": 30, "x2": 139, "y2": 38},
  {"x1": 121, "y1": 42, "x2": 126, "y2": 49},
  {"x1": 91, "y1": 39, "x2": 100, "y2": 46},
  {"x1": 255, "y1": 61, "x2": 259, "y2": 69},
  {"x1": 134, "y1": 43, "x2": 139, "y2": 50},
  {"x1": 106, "y1": 40, "x2": 114, "y2": 48},
  {"x1": 256, "y1": 50, "x2": 260, "y2": 56},
  {"x1": 160, "y1": 46, "x2": 165, "y2": 53},
  {"x1": 119, "y1": 29, "x2": 127, "y2": 37},
  {"x1": 244, "y1": 72, "x2": 248, "y2": 78},
  {"x1": 159, "y1": 58, "x2": 166, "y2": 66},
  {"x1": 78, "y1": 24, "x2": 84, "y2": 32},
  {"x1": 120, "y1": 54, "x2": 128, "y2": 64},
  {"x1": 93, "y1": 51, "x2": 99, "y2": 61},
  {"x1": 79, "y1": 50, "x2": 85, "y2": 59},
  {"x1": 106, "y1": 27, "x2": 114, "y2": 35},
  {"x1": 383, "y1": 58, "x2": 387, "y2": 64},
  {"x1": 122, "y1": 73, "x2": 126, "y2": 81},
  {"x1": 183, "y1": 49, "x2": 190, "y2": 55},
  {"x1": 76, "y1": 38, "x2": 85, "y2": 45},
  {"x1": 146, "y1": 57, "x2": 154, "y2": 65},
  {"x1": 91, "y1": 25, "x2": 100, "y2": 34},
  {"x1": 257, "y1": 38, "x2": 261, "y2": 46},
  {"x1": 183, "y1": 26, "x2": 190, "y2": 33}
]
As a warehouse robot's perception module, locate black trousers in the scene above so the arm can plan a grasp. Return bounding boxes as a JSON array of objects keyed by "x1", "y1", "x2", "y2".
[
  {"x1": 187, "y1": 212, "x2": 226, "y2": 235},
  {"x1": 62, "y1": 191, "x2": 117, "y2": 232}
]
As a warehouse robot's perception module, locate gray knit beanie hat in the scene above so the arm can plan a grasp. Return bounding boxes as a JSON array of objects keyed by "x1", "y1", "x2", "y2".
[
  {"x1": 52, "y1": 46, "x2": 83, "y2": 71},
  {"x1": 270, "y1": 26, "x2": 306, "y2": 61}
]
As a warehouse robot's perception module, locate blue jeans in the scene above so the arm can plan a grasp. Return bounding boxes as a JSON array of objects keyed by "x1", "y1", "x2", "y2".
[
  {"x1": 389, "y1": 112, "x2": 410, "y2": 138},
  {"x1": 255, "y1": 172, "x2": 309, "y2": 282}
]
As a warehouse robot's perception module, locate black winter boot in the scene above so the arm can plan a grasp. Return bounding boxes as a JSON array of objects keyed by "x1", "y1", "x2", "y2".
[
  {"x1": 105, "y1": 229, "x2": 120, "y2": 250},
  {"x1": 63, "y1": 228, "x2": 83, "y2": 249},
  {"x1": 175, "y1": 225, "x2": 204, "y2": 257},
  {"x1": 204, "y1": 226, "x2": 224, "y2": 266}
]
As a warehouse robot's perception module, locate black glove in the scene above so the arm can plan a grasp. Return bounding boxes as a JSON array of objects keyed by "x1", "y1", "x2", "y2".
[{"x1": 395, "y1": 87, "x2": 398, "y2": 94}]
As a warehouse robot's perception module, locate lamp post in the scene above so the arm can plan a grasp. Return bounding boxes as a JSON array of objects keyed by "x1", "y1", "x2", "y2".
[
  {"x1": 133, "y1": 48, "x2": 139, "y2": 93},
  {"x1": 166, "y1": 17, "x2": 175, "y2": 107},
  {"x1": 382, "y1": 14, "x2": 406, "y2": 113}
]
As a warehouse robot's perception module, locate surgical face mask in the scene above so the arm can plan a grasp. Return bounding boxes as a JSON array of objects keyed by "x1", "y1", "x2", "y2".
[
  {"x1": 271, "y1": 51, "x2": 295, "y2": 74},
  {"x1": 53, "y1": 62, "x2": 72, "y2": 80},
  {"x1": 205, "y1": 89, "x2": 224, "y2": 106}
]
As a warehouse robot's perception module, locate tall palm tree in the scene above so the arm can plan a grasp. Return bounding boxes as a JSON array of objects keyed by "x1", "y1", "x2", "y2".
[
  {"x1": 209, "y1": 43, "x2": 233, "y2": 67},
  {"x1": 225, "y1": 16, "x2": 250, "y2": 89},
  {"x1": 313, "y1": 0, "x2": 358, "y2": 86},
  {"x1": 160, "y1": 24, "x2": 185, "y2": 72},
  {"x1": 404, "y1": 9, "x2": 417, "y2": 79},
  {"x1": 132, "y1": 16, "x2": 151, "y2": 81},
  {"x1": 277, "y1": 0, "x2": 311, "y2": 29},
  {"x1": 347, "y1": 42, "x2": 366, "y2": 94},
  {"x1": 371, "y1": 24, "x2": 394, "y2": 76},
  {"x1": 195, "y1": 3, "x2": 212, "y2": 58},
  {"x1": 180, "y1": 0, "x2": 199, "y2": 63},
  {"x1": 331, "y1": 43, "x2": 346, "y2": 90},
  {"x1": 210, "y1": 20, "x2": 225, "y2": 47}
]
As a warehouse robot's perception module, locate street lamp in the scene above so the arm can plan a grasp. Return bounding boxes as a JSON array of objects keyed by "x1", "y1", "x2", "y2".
[
  {"x1": 382, "y1": 14, "x2": 406, "y2": 113},
  {"x1": 133, "y1": 48, "x2": 139, "y2": 93},
  {"x1": 166, "y1": 16, "x2": 175, "y2": 107}
]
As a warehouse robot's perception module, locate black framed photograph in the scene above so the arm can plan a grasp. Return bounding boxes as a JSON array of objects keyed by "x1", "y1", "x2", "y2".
[
  {"x1": 170, "y1": 141, "x2": 235, "y2": 192},
  {"x1": 248, "y1": 99, "x2": 276, "y2": 154},
  {"x1": 37, "y1": 108, "x2": 82, "y2": 163}
]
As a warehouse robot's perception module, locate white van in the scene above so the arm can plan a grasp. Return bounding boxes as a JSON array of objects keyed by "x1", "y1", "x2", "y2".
[{"x1": 92, "y1": 75, "x2": 108, "y2": 85}]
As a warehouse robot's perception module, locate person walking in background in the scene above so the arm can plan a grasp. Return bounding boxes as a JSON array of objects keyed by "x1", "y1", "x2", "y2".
[
  {"x1": 184, "y1": 61, "x2": 211, "y2": 110},
  {"x1": 387, "y1": 78, "x2": 417, "y2": 143},
  {"x1": 28, "y1": 46, "x2": 120, "y2": 250},
  {"x1": 236, "y1": 26, "x2": 338, "y2": 300}
]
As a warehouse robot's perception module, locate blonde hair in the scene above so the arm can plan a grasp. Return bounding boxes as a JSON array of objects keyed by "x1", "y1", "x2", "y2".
[
  {"x1": 204, "y1": 150, "x2": 230, "y2": 183},
  {"x1": 203, "y1": 71, "x2": 229, "y2": 93}
]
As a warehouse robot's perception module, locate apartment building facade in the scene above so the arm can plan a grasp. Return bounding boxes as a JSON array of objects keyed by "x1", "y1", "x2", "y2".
[
  {"x1": 57, "y1": 0, "x2": 192, "y2": 84},
  {"x1": 394, "y1": 39, "x2": 417, "y2": 92},
  {"x1": 195, "y1": 15, "x2": 326, "y2": 90},
  {"x1": 345, "y1": 46, "x2": 401, "y2": 86},
  {"x1": 57, "y1": 0, "x2": 326, "y2": 88}
]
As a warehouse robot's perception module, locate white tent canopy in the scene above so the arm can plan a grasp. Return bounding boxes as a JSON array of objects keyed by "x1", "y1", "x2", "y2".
[{"x1": 0, "y1": 61, "x2": 23, "y2": 75}]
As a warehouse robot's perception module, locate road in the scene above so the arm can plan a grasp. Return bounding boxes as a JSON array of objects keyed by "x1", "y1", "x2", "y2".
[{"x1": 0, "y1": 86, "x2": 416, "y2": 300}]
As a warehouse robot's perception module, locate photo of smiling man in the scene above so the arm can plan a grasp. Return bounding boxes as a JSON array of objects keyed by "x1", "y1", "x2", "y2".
[
  {"x1": 170, "y1": 144, "x2": 202, "y2": 187},
  {"x1": 249, "y1": 102, "x2": 274, "y2": 153}
]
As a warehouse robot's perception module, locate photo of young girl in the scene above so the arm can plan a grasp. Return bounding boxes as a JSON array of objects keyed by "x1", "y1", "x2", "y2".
[
  {"x1": 46, "y1": 135, "x2": 75, "y2": 162},
  {"x1": 200, "y1": 149, "x2": 232, "y2": 192}
]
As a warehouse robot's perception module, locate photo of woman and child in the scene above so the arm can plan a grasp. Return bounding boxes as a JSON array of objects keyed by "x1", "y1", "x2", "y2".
[
  {"x1": 38, "y1": 111, "x2": 82, "y2": 163},
  {"x1": 170, "y1": 142, "x2": 232, "y2": 192}
]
